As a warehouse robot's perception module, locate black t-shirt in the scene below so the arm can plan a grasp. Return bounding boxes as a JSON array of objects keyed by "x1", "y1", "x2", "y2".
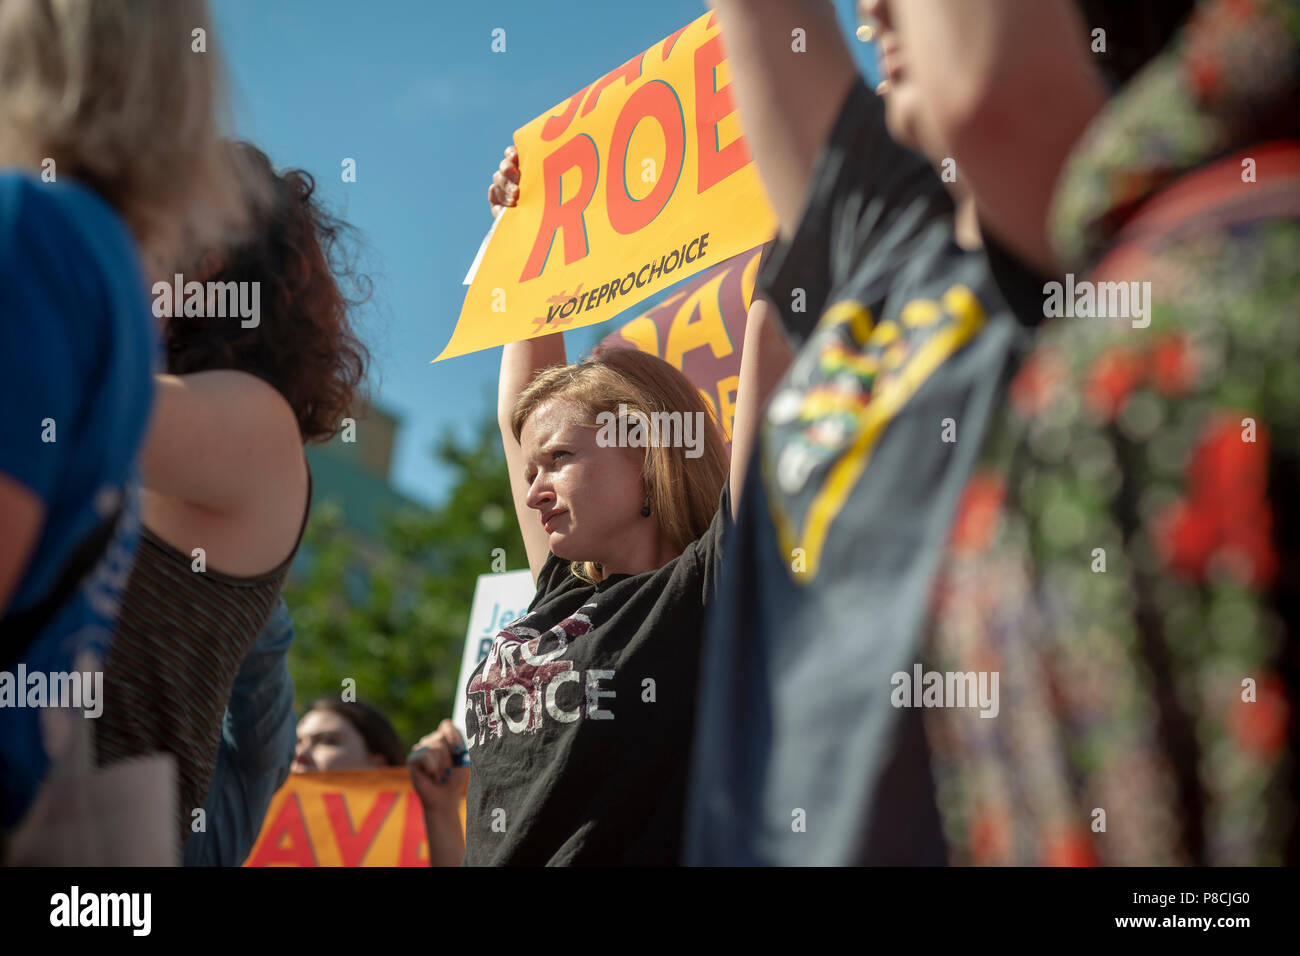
[
  {"x1": 683, "y1": 78, "x2": 1040, "y2": 864},
  {"x1": 462, "y1": 489, "x2": 730, "y2": 865}
]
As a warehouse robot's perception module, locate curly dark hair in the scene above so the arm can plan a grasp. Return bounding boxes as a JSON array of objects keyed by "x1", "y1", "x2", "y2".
[{"x1": 164, "y1": 142, "x2": 370, "y2": 443}]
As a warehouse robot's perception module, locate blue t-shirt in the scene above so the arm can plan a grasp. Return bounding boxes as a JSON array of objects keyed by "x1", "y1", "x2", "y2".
[{"x1": 0, "y1": 171, "x2": 155, "y2": 829}]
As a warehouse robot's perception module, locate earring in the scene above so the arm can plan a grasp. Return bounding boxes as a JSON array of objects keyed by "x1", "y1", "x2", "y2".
[{"x1": 640, "y1": 494, "x2": 651, "y2": 518}]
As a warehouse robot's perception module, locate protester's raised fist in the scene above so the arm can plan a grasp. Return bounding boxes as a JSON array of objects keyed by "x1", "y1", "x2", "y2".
[
  {"x1": 407, "y1": 719, "x2": 469, "y2": 814},
  {"x1": 488, "y1": 144, "x2": 520, "y2": 218}
]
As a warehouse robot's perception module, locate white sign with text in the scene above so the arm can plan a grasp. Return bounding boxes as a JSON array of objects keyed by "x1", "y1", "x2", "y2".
[{"x1": 451, "y1": 570, "x2": 535, "y2": 745}]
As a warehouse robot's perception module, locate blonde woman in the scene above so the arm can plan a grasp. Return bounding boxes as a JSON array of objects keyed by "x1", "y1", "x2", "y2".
[
  {"x1": 0, "y1": 0, "x2": 247, "y2": 848},
  {"x1": 408, "y1": 148, "x2": 792, "y2": 866}
]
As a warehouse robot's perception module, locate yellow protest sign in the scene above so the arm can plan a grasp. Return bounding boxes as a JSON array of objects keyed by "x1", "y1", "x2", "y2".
[
  {"x1": 599, "y1": 244, "x2": 769, "y2": 442},
  {"x1": 243, "y1": 769, "x2": 465, "y2": 867},
  {"x1": 436, "y1": 11, "x2": 777, "y2": 361}
]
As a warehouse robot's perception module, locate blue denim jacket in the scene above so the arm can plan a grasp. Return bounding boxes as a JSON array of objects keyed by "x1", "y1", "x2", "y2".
[{"x1": 183, "y1": 598, "x2": 297, "y2": 866}]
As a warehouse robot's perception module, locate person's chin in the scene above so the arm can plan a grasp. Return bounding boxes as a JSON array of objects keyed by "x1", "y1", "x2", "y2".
[
  {"x1": 548, "y1": 532, "x2": 577, "y2": 560},
  {"x1": 551, "y1": 529, "x2": 598, "y2": 564},
  {"x1": 883, "y1": 90, "x2": 921, "y2": 152}
]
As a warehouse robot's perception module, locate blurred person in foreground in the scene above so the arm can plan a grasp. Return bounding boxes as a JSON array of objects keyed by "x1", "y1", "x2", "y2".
[
  {"x1": 0, "y1": 0, "x2": 249, "y2": 862},
  {"x1": 892, "y1": 0, "x2": 1300, "y2": 864},
  {"x1": 684, "y1": 0, "x2": 1196, "y2": 864}
]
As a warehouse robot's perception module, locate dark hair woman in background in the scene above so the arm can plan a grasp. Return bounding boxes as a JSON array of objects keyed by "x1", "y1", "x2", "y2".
[
  {"x1": 94, "y1": 142, "x2": 371, "y2": 854},
  {"x1": 293, "y1": 698, "x2": 406, "y2": 772}
]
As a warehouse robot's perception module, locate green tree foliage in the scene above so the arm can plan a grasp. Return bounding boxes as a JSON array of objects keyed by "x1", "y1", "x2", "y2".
[{"x1": 283, "y1": 412, "x2": 527, "y2": 748}]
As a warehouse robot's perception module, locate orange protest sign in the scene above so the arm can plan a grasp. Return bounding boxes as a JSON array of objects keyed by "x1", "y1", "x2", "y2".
[
  {"x1": 243, "y1": 769, "x2": 465, "y2": 867},
  {"x1": 437, "y1": 11, "x2": 777, "y2": 361},
  {"x1": 599, "y1": 244, "x2": 768, "y2": 443}
]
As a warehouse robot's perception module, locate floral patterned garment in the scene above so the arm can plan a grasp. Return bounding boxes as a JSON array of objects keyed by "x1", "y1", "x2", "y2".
[{"x1": 923, "y1": 0, "x2": 1300, "y2": 866}]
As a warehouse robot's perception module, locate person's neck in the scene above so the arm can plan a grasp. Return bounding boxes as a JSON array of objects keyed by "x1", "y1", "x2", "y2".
[
  {"x1": 599, "y1": 535, "x2": 679, "y2": 578},
  {"x1": 954, "y1": 196, "x2": 983, "y2": 251}
]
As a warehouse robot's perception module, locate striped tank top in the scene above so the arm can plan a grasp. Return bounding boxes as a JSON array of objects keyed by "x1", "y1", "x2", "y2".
[{"x1": 95, "y1": 472, "x2": 312, "y2": 850}]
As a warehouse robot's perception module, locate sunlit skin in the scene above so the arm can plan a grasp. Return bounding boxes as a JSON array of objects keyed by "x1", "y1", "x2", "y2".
[
  {"x1": 291, "y1": 708, "x2": 385, "y2": 773},
  {"x1": 859, "y1": 0, "x2": 980, "y2": 248},
  {"x1": 519, "y1": 398, "x2": 678, "y2": 577},
  {"x1": 859, "y1": 0, "x2": 931, "y2": 157}
]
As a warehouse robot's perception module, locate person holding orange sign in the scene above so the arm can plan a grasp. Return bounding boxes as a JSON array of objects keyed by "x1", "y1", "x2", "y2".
[{"x1": 293, "y1": 699, "x2": 406, "y2": 773}]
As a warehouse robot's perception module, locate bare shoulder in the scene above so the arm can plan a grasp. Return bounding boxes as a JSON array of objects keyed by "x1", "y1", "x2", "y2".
[
  {"x1": 162, "y1": 370, "x2": 301, "y2": 462},
  {"x1": 172, "y1": 369, "x2": 299, "y2": 428},
  {"x1": 144, "y1": 369, "x2": 306, "y2": 519},
  {"x1": 143, "y1": 370, "x2": 309, "y2": 575}
]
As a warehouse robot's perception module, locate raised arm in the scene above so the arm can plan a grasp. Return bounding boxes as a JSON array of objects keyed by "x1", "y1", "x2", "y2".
[
  {"x1": 500, "y1": 335, "x2": 566, "y2": 583},
  {"x1": 691, "y1": 3, "x2": 833, "y2": 506},
  {"x1": 728, "y1": 297, "x2": 793, "y2": 513},
  {"x1": 883, "y1": 0, "x2": 1105, "y2": 272},
  {"x1": 708, "y1": 0, "x2": 858, "y2": 238},
  {"x1": 490, "y1": 146, "x2": 567, "y2": 582}
]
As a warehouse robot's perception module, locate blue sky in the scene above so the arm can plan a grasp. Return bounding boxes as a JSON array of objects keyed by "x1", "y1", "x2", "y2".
[{"x1": 214, "y1": 0, "x2": 878, "y2": 508}]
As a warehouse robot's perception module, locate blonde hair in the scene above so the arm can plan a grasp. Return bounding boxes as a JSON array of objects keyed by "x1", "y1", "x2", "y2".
[
  {"x1": 511, "y1": 348, "x2": 729, "y2": 585},
  {"x1": 0, "y1": 0, "x2": 254, "y2": 273}
]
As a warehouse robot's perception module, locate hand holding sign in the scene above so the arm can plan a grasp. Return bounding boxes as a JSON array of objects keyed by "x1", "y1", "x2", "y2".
[
  {"x1": 407, "y1": 719, "x2": 470, "y2": 866},
  {"x1": 489, "y1": 145, "x2": 520, "y2": 218},
  {"x1": 438, "y1": 11, "x2": 776, "y2": 361},
  {"x1": 408, "y1": 719, "x2": 469, "y2": 811}
]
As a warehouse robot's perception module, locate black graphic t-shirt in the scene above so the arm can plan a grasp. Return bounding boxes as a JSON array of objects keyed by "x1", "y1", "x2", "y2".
[
  {"x1": 462, "y1": 489, "x2": 729, "y2": 865},
  {"x1": 683, "y1": 78, "x2": 1042, "y2": 864}
]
